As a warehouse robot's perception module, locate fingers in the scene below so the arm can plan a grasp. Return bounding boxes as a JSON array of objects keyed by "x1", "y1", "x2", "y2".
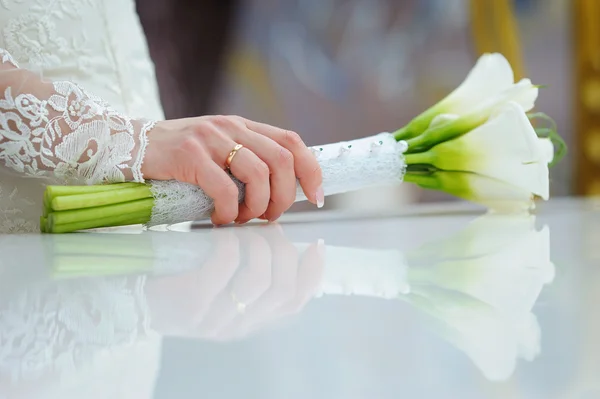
[
  {"x1": 243, "y1": 119, "x2": 324, "y2": 208},
  {"x1": 194, "y1": 152, "x2": 240, "y2": 225},
  {"x1": 173, "y1": 115, "x2": 323, "y2": 225},
  {"x1": 234, "y1": 132, "x2": 297, "y2": 221},
  {"x1": 227, "y1": 147, "x2": 271, "y2": 223}
]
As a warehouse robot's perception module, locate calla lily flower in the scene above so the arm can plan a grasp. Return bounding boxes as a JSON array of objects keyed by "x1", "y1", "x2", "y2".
[
  {"x1": 403, "y1": 102, "x2": 553, "y2": 211},
  {"x1": 406, "y1": 171, "x2": 543, "y2": 212},
  {"x1": 394, "y1": 53, "x2": 539, "y2": 141}
]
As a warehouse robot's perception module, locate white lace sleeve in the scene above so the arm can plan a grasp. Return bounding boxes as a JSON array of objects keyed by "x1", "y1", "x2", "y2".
[{"x1": 0, "y1": 48, "x2": 155, "y2": 185}]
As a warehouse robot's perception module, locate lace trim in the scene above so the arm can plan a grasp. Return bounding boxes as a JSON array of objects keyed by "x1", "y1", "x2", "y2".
[
  {"x1": 0, "y1": 47, "x2": 153, "y2": 184},
  {"x1": 135, "y1": 120, "x2": 156, "y2": 182}
]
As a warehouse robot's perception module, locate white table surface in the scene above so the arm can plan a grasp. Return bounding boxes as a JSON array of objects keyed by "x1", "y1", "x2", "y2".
[{"x1": 1, "y1": 197, "x2": 599, "y2": 398}]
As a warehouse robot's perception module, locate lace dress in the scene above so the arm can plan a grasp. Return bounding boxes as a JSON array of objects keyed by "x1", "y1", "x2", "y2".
[
  {"x1": 0, "y1": 1, "x2": 165, "y2": 396},
  {"x1": 0, "y1": 0, "x2": 164, "y2": 233}
]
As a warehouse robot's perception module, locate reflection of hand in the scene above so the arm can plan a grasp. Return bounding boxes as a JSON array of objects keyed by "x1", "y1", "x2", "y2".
[{"x1": 144, "y1": 224, "x2": 325, "y2": 341}]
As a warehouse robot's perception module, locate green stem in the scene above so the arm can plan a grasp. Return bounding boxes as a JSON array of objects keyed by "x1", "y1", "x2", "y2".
[
  {"x1": 393, "y1": 126, "x2": 413, "y2": 141},
  {"x1": 49, "y1": 211, "x2": 151, "y2": 234},
  {"x1": 404, "y1": 152, "x2": 435, "y2": 166},
  {"x1": 43, "y1": 190, "x2": 51, "y2": 216},
  {"x1": 49, "y1": 198, "x2": 154, "y2": 226},
  {"x1": 405, "y1": 111, "x2": 487, "y2": 152},
  {"x1": 529, "y1": 111, "x2": 567, "y2": 167},
  {"x1": 51, "y1": 185, "x2": 153, "y2": 211},
  {"x1": 403, "y1": 173, "x2": 440, "y2": 190},
  {"x1": 393, "y1": 107, "x2": 441, "y2": 141},
  {"x1": 46, "y1": 182, "x2": 142, "y2": 201}
]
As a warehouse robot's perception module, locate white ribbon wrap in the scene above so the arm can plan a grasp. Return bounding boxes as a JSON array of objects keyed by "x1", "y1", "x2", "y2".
[{"x1": 148, "y1": 133, "x2": 408, "y2": 227}]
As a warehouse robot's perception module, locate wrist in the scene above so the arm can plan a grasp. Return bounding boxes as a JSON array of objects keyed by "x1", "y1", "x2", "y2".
[{"x1": 139, "y1": 120, "x2": 167, "y2": 181}]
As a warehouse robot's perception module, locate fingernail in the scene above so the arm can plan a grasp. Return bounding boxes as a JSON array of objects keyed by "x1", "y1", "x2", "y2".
[{"x1": 315, "y1": 186, "x2": 324, "y2": 208}]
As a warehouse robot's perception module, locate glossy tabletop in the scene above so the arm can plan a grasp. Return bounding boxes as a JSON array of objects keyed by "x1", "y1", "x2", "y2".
[{"x1": 0, "y1": 198, "x2": 598, "y2": 398}]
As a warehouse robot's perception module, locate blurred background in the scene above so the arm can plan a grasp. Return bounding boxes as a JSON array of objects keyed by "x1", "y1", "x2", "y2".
[{"x1": 136, "y1": 0, "x2": 584, "y2": 212}]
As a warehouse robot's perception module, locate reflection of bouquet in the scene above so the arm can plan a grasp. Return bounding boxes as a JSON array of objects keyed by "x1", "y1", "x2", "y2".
[
  {"x1": 41, "y1": 54, "x2": 565, "y2": 233},
  {"x1": 38, "y1": 212, "x2": 554, "y2": 381},
  {"x1": 298, "y1": 214, "x2": 553, "y2": 382}
]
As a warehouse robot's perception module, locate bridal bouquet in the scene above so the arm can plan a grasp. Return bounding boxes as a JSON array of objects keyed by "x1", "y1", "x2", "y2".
[{"x1": 41, "y1": 53, "x2": 565, "y2": 233}]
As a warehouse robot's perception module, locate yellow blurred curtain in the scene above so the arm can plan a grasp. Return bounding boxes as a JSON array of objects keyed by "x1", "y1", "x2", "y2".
[
  {"x1": 469, "y1": 0, "x2": 525, "y2": 80},
  {"x1": 573, "y1": 0, "x2": 600, "y2": 196}
]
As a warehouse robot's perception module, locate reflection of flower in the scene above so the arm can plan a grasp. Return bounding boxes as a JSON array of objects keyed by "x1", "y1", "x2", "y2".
[
  {"x1": 410, "y1": 228, "x2": 553, "y2": 316},
  {"x1": 406, "y1": 287, "x2": 541, "y2": 382},
  {"x1": 406, "y1": 213, "x2": 554, "y2": 381}
]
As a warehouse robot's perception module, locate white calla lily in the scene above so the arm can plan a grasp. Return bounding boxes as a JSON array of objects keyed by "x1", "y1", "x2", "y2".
[
  {"x1": 394, "y1": 53, "x2": 539, "y2": 140},
  {"x1": 538, "y1": 137, "x2": 555, "y2": 164},
  {"x1": 439, "y1": 53, "x2": 538, "y2": 115},
  {"x1": 405, "y1": 171, "x2": 542, "y2": 212},
  {"x1": 404, "y1": 102, "x2": 553, "y2": 210}
]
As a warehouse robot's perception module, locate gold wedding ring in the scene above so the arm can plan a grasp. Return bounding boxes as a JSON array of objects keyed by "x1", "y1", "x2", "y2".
[{"x1": 225, "y1": 143, "x2": 244, "y2": 169}]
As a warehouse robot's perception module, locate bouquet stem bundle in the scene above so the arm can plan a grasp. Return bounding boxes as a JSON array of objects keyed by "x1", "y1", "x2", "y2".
[{"x1": 42, "y1": 183, "x2": 153, "y2": 233}]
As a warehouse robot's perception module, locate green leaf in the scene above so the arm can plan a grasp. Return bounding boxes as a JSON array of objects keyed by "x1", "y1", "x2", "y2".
[{"x1": 528, "y1": 112, "x2": 567, "y2": 167}]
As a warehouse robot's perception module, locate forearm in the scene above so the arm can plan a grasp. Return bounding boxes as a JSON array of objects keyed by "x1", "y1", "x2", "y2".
[{"x1": 0, "y1": 48, "x2": 155, "y2": 185}]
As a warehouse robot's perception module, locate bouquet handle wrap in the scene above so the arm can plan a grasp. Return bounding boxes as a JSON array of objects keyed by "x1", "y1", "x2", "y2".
[{"x1": 147, "y1": 133, "x2": 408, "y2": 226}]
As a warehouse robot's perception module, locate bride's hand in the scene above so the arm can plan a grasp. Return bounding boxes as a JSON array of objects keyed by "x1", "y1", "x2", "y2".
[{"x1": 141, "y1": 115, "x2": 324, "y2": 225}]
